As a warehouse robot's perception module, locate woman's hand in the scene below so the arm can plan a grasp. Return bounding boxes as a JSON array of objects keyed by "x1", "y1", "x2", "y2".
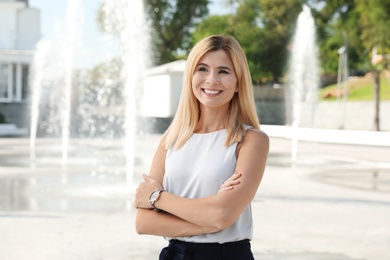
[
  {"x1": 134, "y1": 174, "x2": 163, "y2": 209},
  {"x1": 218, "y1": 172, "x2": 242, "y2": 193}
]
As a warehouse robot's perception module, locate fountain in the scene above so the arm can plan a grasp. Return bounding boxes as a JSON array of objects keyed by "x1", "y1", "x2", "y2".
[
  {"x1": 0, "y1": 0, "x2": 152, "y2": 211},
  {"x1": 29, "y1": 0, "x2": 150, "y2": 176},
  {"x1": 118, "y1": 0, "x2": 151, "y2": 188},
  {"x1": 1, "y1": 3, "x2": 390, "y2": 260},
  {"x1": 61, "y1": 0, "x2": 82, "y2": 165},
  {"x1": 29, "y1": 40, "x2": 50, "y2": 164},
  {"x1": 288, "y1": 5, "x2": 320, "y2": 164}
]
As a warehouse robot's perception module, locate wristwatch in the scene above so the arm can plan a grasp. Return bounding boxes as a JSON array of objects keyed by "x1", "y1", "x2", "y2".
[{"x1": 149, "y1": 189, "x2": 164, "y2": 210}]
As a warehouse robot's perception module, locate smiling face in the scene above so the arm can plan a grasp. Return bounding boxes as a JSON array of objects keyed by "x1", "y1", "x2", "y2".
[{"x1": 192, "y1": 50, "x2": 238, "y2": 111}]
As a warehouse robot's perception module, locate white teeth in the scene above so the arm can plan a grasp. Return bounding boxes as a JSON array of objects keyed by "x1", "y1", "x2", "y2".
[{"x1": 204, "y1": 89, "x2": 221, "y2": 94}]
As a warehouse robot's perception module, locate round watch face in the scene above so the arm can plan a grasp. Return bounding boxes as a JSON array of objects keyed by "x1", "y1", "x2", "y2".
[{"x1": 151, "y1": 192, "x2": 159, "y2": 201}]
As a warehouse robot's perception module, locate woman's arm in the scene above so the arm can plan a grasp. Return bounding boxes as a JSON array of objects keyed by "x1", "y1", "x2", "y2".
[
  {"x1": 135, "y1": 135, "x2": 227, "y2": 236},
  {"x1": 136, "y1": 171, "x2": 241, "y2": 236},
  {"x1": 136, "y1": 129, "x2": 269, "y2": 230},
  {"x1": 136, "y1": 209, "x2": 220, "y2": 236}
]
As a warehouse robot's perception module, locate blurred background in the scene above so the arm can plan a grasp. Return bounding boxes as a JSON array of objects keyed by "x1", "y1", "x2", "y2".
[
  {"x1": 0, "y1": 1, "x2": 389, "y2": 259},
  {"x1": 0, "y1": 0, "x2": 389, "y2": 138}
]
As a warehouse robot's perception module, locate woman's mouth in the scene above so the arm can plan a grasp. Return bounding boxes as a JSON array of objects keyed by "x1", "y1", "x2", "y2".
[{"x1": 202, "y1": 89, "x2": 222, "y2": 95}]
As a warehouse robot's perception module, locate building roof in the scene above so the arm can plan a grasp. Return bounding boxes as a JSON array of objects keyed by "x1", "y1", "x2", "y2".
[{"x1": 146, "y1": 59, "x2": 186, "y2": 76}]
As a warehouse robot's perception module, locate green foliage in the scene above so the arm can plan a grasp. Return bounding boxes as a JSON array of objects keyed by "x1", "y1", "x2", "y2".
[
  {"x1": 144, "y1": 0, "x2": 209, "y2": 65},
  {"x1": 97, "y1": 1, "x2": 209, "y2": 66},
  {"x1": 318, "y1": 33, "x2": 343, "y2": 73},
  {"x1": 191, "y1": 0, "x2": 303, "y2": 83},
  {"x1": 254, "y1": 0, "x2": 310, "y2": 83},
  {"x1": 312, "y1": 0, "x2": 390, "y2": 72},
  {"x1": 191, "y1": 0, "x2": 266, "y2": 83},
  {"x1": 95, "y1": 0, "x2": 390, "y2": 87},
  {"x1": 356, "y1": 0, "x2": 390, "y2": 52},
  {"x1": 257, "y1": 0, "x2": 305, "y2": 82},
  {"x1": 191, "y1": 15, "x2": 235, "y2": 43},
  {"x1": 309, "y1": 0, "x2": 363, "y2": 73}
]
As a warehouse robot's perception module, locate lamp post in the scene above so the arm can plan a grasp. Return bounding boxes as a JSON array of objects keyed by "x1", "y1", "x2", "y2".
[{"x1": 336, "y1": 38, "x2": 349, "y2": 129}]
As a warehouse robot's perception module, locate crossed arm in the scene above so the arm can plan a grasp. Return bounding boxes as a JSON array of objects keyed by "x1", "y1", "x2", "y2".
[{"x1": 134, "y1": 129, "x2": 269, "y2": 237}]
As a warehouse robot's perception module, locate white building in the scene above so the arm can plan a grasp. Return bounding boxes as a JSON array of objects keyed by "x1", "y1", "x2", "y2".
[
  {"x1": 0, "y1": 0, "x2": 40, "y2": 133},
  {"x1": 140, "y1": 60, "x2": 186, "y2": 118}
]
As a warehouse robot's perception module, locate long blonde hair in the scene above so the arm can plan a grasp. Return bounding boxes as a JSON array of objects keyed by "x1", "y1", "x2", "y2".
[{"x1": 164, "y1": 35, "x2": 260, "y2": 149}]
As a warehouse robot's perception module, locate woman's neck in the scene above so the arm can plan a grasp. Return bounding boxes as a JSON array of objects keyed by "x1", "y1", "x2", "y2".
[{"x1": 195, "y1": 106, "x2": 229, "y2": 133}]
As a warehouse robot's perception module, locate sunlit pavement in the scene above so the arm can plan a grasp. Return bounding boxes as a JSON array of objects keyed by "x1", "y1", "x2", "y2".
[{"x1": 0, "y1": 132, "x2": 389, "y2": 260}]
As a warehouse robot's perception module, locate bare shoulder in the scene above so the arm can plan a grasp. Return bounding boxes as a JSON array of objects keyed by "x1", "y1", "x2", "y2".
[
  {"x1": 244, "y1": 128, "x2": 269, "y2": 148},
  {"x1": 236, "y1": 128, "x2": 269, "y2": 157}
]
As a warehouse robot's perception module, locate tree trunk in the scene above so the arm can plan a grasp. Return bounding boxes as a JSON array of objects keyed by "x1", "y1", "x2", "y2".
[{"x1": 372, "y1": 71, "x2": 380, "y2": 131}]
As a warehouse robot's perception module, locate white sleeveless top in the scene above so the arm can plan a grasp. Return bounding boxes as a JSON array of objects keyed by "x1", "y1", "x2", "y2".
[{"x1": 163, "y1": 125, "x2": 253, "y2": 243}]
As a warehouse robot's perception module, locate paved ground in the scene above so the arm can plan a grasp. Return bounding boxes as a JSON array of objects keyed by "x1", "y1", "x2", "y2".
[{"x1": 0, "y1": 135, "x2": 389, "y2": 260}]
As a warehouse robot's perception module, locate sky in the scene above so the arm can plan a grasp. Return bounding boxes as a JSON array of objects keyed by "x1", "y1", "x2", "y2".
[
  {"x1": 28, "y1": 0, "x2": 229, "y2": 69},
  {"x1": 29, "y1": 0, "x2": 119, "y2": 68}
]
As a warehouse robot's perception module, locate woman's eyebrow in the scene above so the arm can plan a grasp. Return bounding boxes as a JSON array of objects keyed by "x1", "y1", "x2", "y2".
[
  {"x1": 196, "y1": 63, "x2": 209, "y2": 67},
  {"x1": 196, "y1": 63, "x2": 232, "y2": 71},
  {"x1": 217, "y1": 66, "x2": 232, "y2": 71}
]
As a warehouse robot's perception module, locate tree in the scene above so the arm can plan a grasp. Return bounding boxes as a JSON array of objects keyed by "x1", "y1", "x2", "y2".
[
  {"x1": 257, "y1": 0, "x2": 304, "y2": 82},
  {"x1": 311, "y1": 0, "x2": 390, "y2": 130},
  {"x1": 191, "y1": 0, "x2": 265, "y2": 83},
  {"x1": 233, "y1": 0, "x2": 265, "y2": 83},
  {"x1": 191, "y1": 0, "x2": 303, "y2": 83},
  {"x1": 97, "y1": 1, "x2": 209, "y2": 66},
  {"x1": 144, "y1": 0, "x2": 209, "y2": 65},
  {"x1": 310, "y1": 0, "x2": 365, "y2": 74},
  {"x1": 191, "y1": 15, "x2": 235, "y2": 41},
  {"x1": 355, "y1": 0, "x2": 390, "y2": 131}
]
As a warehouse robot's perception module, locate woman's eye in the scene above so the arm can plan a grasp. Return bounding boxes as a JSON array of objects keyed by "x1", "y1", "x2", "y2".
[
  {"x1": 219, "y1": 70, "x2": 229, "y2": 74},
  {"x1": 199, "y1": 67, "x2": 207, "y2": 72}
]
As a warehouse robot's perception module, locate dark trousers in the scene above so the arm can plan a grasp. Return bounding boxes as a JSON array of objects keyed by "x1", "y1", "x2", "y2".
[{"x1": 159, "y1": 239, "x2": 255, "y2": 260}]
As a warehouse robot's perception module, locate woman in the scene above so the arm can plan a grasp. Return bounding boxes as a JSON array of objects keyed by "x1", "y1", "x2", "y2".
[{"x1": 134, "y1": 35, "x2": 269, "y2": 259}]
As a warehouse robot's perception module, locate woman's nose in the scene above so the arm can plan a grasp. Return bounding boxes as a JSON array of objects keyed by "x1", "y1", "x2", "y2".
[{"x1": 206, "y1": 73, "x2": 219, "y2": 85}]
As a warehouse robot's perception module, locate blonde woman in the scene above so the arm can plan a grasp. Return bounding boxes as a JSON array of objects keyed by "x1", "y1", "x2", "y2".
[{"x1": 134, "y1": 35, "x2": 269, "y2": 259}]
